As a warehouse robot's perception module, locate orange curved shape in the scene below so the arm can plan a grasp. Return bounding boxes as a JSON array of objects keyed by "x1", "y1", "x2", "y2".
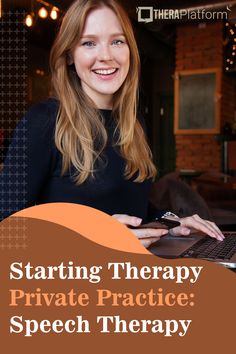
[{"x1": 14, "y1": 203, "x2": 150, "y2": 255}]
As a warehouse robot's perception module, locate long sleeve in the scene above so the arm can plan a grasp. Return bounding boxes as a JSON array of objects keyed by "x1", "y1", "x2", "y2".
[
  {"x1": 0, "y1": 102, "x2": 153, "y2": 221},
  {"x1": 0, "y1": 99, "x2": 58, "y2": 220}
]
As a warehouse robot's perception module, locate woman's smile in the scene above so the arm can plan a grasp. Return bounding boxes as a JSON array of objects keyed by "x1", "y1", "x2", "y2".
[
  {"x1": 92, "y1": 68, "x2": 118, "y2": 75},
  {"x1": 92, "y1": 67, "x2": 119, "y2": 80}
]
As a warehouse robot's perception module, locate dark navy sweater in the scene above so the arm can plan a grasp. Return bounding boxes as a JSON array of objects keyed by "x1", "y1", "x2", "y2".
[{"x1": 0, "y1": 98, "x2": 153, "y2": 221}]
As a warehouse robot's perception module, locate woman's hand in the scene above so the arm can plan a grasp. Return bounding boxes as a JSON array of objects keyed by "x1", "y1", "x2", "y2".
[
  {"x1": 169, "y1": 214, "x2": 224, "y2": 241},
  {"x1": 112, "y1": 214, "x2": 168, "y2": 248}
]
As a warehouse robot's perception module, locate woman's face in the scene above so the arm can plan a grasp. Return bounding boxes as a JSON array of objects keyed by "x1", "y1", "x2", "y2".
[{"x1": 72, "y1": 6, "x2": 130, "y2": 109}]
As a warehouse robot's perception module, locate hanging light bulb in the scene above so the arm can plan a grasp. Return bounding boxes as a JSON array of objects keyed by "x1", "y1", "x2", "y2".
[
  {"x1": 50, "y1": 7, "x2": 58, "y2": 20},
  {"x1": 25, "y1": 13, "x2": 34, "y2": 27},
  {"x1": 38, "y1": 6, "x2": 48, "y2": 19}
]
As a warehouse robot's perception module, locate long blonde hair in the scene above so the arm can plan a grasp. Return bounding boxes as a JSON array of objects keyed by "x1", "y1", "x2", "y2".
[{"x1": 50, "y1": 0, "x2": 156, "y2": 184}]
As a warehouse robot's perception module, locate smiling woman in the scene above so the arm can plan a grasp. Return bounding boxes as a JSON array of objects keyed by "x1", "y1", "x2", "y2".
[
  {"x1": 50, "y1": 0, "x2": 155, "y2": 186},
  {"x1": 0, "y1": 0, "x2": 224, "y2": 246},
  {"x1": 72, "y1": 7, "x2": 130, "y2": 109}
]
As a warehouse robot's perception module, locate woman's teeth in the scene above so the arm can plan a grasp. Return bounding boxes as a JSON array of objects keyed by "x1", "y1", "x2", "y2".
[{"x1": 93, "y1": 69, "x2": 117, "y2": 75}]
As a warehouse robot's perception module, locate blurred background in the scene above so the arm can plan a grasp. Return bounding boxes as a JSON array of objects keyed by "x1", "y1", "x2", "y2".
[{"x1": 1, "y1": 0, "x2": 236, "y2": 227}]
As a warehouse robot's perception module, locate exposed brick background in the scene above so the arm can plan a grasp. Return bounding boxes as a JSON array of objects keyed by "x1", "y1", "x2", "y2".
[
  {"x1": 176, "y1": 22, "x2": 223, "y2": 71},
  {"x1": 221, "y1": 75, "x2": 236, "y2": 127},
  {"x1": 176, "y1": 135, "x2": 221, "y2": 170},
  {"x1": 175, "y1": 21, "x2": 236, "y2": 172}
]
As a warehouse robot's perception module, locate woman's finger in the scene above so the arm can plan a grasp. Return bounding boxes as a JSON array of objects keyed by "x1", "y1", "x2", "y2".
[
  {"x1": 176, "y1": 214, "x2": 224, "y2": 241},
  {"x1": 131, "y1": 228, "x2": 168, "y2": 239},
  {"x1": 204, "y1": 220, "x2": 224, "y2": 239},
  {"x1": 139, "y1": 237, "x2": 161, "y2": 248},
  {"x1": 192, "y1": 215, "x2": 224, "y2": 240},
  {"x1": 112, "y1": 214, "x2": 142, "y2": 227},
  {"x1": 169, "y1": 226, "x2": 191, "y2": 237},
  {"x1": 112, "y1": 214, "x2": 168, "y2": 248}
]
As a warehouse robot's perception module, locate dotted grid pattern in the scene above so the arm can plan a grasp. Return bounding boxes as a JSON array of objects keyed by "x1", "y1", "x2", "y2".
[
  {"x1": 0, "y1": 217, "x2": 28, "y2": 250},
  {"x1": 0, "y1": 11, "x2": 28, "y2": 250}
]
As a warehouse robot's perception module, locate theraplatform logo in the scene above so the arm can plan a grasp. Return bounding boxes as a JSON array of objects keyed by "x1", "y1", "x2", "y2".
[{"x1": 136, "y1": 5, "x2": 231, "y2": 23}]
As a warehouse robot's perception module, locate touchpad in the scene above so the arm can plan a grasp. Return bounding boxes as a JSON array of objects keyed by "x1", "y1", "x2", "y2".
[{"x1": 148, "y1": 234, "x2": 202, "y2": 258}]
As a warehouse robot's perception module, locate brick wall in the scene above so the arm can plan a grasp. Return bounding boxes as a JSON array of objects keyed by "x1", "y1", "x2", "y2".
[
  {"x1": 221, "y1": 75, "x2": 236, "y2": 127},
  {"x1": 175, "y1": 21, "x2": 235, "y2": 171},
  {"x1": 176, "y1": 22, "x2": 223, "y2": 71},
  {"x1": 175, "y1": 135, "x2": 221, "y2": 170}
]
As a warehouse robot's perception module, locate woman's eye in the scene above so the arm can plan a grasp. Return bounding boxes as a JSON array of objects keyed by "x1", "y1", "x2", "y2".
[
  {"x1": 112, "y1": 39, "x2": 124, "y2": 46},
  {"x1": 82, "y1": 41, "x2": 96, "y2": 47}
]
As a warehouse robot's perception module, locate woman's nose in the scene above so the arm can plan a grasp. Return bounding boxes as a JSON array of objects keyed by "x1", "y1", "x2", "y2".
[{"x1": 98, "y1": 44, "x2": 113, "y2": 61}]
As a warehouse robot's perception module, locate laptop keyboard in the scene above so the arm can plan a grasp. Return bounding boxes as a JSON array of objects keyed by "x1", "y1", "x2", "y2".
[{"x1": 181, "y1": 232, "x2": 236, "y2": 260}]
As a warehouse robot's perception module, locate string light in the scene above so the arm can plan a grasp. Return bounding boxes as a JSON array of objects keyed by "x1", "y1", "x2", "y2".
[
  {"x1": 25, "y1": 14, "x2": 34, "y2": 27},
  {"x1": 38, "y1": 6, "x2": 48, "y2": 18},
  {"x1": 224, "y1": 21, "x2": 236, "y2": 72},
  {"x1": 36, "y1": 69, "x2": 45, "y2": 76},
  {"x1": 36, "y1": 0, "x2": 60, "y2": 21},
  {"x1": 25, "y1": 0, "x2": 34, "y2": 27},
  {"x1": 50, "y1": 7, "x2": 58, "y2": 20},
  {"x1": 24, "y1": 1, "x2": 61, "y2": 27}
]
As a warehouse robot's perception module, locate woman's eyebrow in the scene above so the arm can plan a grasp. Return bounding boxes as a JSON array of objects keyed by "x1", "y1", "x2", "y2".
[
  {"x1": 80, "y1": 32, "x2": 125, "y2": 39},
  {"x1": 80, "y1": 34, "x2": 97, "y2": 39}
]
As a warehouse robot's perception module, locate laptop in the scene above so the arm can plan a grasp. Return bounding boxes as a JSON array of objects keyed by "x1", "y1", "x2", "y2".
[{"x1": 148, "y1": 230, "x2": 236, "y2": 268}]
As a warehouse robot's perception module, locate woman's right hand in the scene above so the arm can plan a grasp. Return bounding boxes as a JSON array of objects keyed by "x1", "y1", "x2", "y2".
[{"x1": 112, "y1": 214, "x2": 168, "y2": 248}]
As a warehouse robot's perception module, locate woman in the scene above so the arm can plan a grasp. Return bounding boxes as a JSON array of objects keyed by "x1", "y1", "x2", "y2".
[{"x1": 0, "y1": 0, "x2": 223, "y2": 246}]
